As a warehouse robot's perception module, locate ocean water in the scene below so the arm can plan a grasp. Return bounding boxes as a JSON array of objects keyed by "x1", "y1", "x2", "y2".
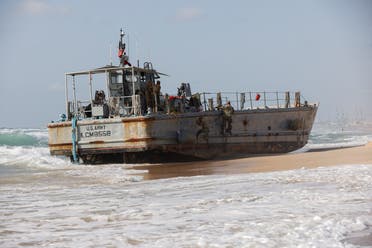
[
  {"x1": 306, "y1": 122, "x2": 372, "y2": 151},
  {"x1": 0, "y1": 122, "x2": 371, "y2": 247}
]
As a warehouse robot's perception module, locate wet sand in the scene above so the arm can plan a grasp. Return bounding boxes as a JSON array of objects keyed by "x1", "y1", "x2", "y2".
[
  {"x1": 133, "y1": 142, "x2": 372, "y2": 246},
  {"x1": 132, "y1": 142, "x2": 372, "y2": 180},
  {"x1": 343, "y1": 233, "x2": 372, "y2": 247}
]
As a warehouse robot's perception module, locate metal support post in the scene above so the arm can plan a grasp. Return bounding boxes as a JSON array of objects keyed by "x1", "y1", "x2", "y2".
[
  {"x1": 89, "y1": 72, "x2": 93, "y2": 108},
  {"x1": 131, "y1": 67, "x2": 136, "y2": 115},
  {"x1": 249, "y1": 92, "x2": 253, "y2": 109},
  {"x1": 240, "y1": 93, "x2": 245, "y2": 110},
  {"x1": 276, "y1": 91, "x2": 279, "y2": 109},
  {"x1": 203, "y1": 93, "x2": 207, "y2": 111},
  {"x1": 65, "y1": 74, "x2": 69, "y2": 119},
  {"x1": 216, "y1": 92, "x2": 222, "y2": 108},
  {"x1": 72, "y1": 75, "x2": 78, "y2": 117},
  {"x1": 285, "y1": 91, "x2": 290, "y2": 108},
  {"x1": 236, "y1": 92, "x2": 239, "y2": 110},
  {"x1": 105, "y1": 70, "x2": 110, "y2": 99}
]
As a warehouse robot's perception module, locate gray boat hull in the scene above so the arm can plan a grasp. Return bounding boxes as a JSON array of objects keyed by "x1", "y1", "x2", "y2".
[{"x1": 48, "y1": 105, "x2": 317, "y2": 163}]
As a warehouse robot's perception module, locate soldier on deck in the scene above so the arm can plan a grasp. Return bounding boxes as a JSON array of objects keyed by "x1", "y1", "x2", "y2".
[
  {"x1": 222, "y1": 101, "x2": 234, "y2": 134},
  {"x1": 154, "y1": 80, "x2": 161, "y2": 111},
  {"x1": 145, "y1": 80, "x2": 155, "y2": 113}
]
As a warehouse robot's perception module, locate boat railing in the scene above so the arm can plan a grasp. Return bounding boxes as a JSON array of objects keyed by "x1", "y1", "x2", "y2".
[
  {"x1": 67, "y1": 91, "x2": 311, "y2": 120},
  {"x1": 69, "y1": 95, "x2": 140, "y2": 120},
  {"x1": 198, "y1": 91, "x2": 310, "y2": 111},
  {"x1": 107, "y1": 95, "x2": 142, "y2": 116}
]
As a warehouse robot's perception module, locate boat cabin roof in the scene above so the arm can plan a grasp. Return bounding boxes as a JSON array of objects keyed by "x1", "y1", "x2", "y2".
[{"x1": 66, "y1": 65, "x2": 164, "y2": 77}]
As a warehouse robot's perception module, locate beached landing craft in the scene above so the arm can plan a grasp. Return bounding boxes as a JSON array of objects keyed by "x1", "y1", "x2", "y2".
[{"x1": 48, "y1": 30, "x2": 318, "y2": 164}]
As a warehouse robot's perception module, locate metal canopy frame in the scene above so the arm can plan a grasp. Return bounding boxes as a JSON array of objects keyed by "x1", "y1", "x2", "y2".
[
  {"x1": 64, "y1": 65, "x2": 164, "y2": 119},
  {"x1": 65, "y1": 66, "x2": 161, "y2": 77}
]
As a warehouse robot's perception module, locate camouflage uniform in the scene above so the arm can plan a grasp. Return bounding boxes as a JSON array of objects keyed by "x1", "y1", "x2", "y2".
[
  {"x1": 223, "y1": 102, "x2": 234, "y2": 134},
  {"x1": 145, "y1": 81, "x2": 155, "y2": 111},
  {"x1": 154, "y1": 81, "x2": 161, "y2": 110}
]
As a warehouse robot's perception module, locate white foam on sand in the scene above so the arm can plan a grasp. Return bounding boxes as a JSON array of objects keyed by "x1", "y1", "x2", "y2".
[
  {"x1": 64, "y1": 164, "x2": 146, "y2": 184},
  {"x1": 0, "y1": 145, "x2": 147, "y2": 185},
  {"x1": 0, "y1": 164, "x2": 371, "y2": 247}
]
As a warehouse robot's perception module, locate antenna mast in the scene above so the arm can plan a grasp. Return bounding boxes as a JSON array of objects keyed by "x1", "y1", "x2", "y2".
[
  {"x1": 118, "y1": 28, "x2": 131, "y2": 67},
  {"x1": 109, "y1": 44, "x2": 112, "y2": 66}
]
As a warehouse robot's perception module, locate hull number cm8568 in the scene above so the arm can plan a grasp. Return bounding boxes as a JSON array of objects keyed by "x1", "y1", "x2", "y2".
[{"x1": 80, "y1": 125, "x2": 112, "y2": 138}]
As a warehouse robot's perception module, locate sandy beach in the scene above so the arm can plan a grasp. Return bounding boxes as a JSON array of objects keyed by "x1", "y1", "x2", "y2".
[{"x1": 134, "y1": 142, "x2": 372, "y2": 180}]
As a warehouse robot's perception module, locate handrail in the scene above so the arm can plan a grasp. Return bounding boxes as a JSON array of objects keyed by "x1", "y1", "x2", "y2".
[
  {"x1": 198, "y1": 91, "x2": 309, "y2": 111},
  {"x1": 67, "y1": 91, "x2": 311, "y2": 120},
  {"x1": 70, "y1": 95, "x2": 141, "y2": 120}
]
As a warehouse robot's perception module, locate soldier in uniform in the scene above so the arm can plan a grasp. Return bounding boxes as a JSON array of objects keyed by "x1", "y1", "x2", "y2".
[
  {"x1": 154, "y1": 80, "x2": 161, "y2": 111},
  {"x1": 222, "y1": 101, "x2": 234, "y2": 134},
  {"x1": 145, "y1": 80, "x2": 155, "y2": 113},
  {"x1": 196, "y1": 116, "x2": 209, "y2": 143}
]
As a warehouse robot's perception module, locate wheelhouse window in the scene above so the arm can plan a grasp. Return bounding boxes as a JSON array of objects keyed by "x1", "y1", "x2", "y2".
[{"x1": 110, "y1": 73, "x2": 123, "y2": 84}]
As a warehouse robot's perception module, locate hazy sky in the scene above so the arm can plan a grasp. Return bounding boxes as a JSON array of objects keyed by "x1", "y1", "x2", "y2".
[{"x1": 0, "y1": 0, "x2": 371, "y2": 128}]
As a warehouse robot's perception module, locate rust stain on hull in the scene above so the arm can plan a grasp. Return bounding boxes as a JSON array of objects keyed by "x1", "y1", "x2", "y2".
[
  {"x1": 89, "y1": 140, "x2": 105, "y2": 144},
  {"x1": 48, "y1": 122, "x2": 72, "y2": 128},
  {"x1": 121, "y1": 117, "x2": 155, "y2": 123},
  {"x1": 124, "y1": 137, "x2": 154, "y2": 142}
]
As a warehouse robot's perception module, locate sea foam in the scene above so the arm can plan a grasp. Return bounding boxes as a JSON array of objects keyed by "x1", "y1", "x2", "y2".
[{"x1": 0, "y1": 164, "x2": 371, "y2": 247}]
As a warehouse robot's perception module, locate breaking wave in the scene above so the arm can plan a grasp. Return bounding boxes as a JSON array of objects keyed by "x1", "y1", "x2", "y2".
[
  {"x1": 0, "y1": 146, "x2": 70, "y2": 169},
  {"x1": 0, "y1": 128, "x2": 70, "y2": 169},
  {"x1": 0, "y1": 128, "x2": 48, "y2": 147}
]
